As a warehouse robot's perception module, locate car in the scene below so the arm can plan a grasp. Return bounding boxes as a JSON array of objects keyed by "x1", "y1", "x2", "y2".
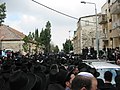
[
  {"x1": 5, "y1": 49, "x2": 13, "y2": 57},
  {"x1": 0, "y1": 49, "x2": 13, "y2": 58},
  {"x1": 0, "y1": 50, "x2": 2, "y2": 58},
  {"x1": 83, "y1": 59, "x2": 120, "y2": 84}
]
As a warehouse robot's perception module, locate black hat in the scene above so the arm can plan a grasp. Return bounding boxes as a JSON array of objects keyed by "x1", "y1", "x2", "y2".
[
  {"x1": 33, "y1": 62, "x2": 46, "y2": 73},
  {"x1": 34, "y1": 71, "x2": 47, "y2": 90},
  {"x1": 49, "y1": 69, "x2": 58, "y2": 82},
  {"x1": 26, "y1": 72, "x2": 37, "y2": 89},
  {"x1": 1, "y1": 60, "x2": 12, "y2": 73},
  {"x1": 32, "y1": 75, "x2": 42, "y2": 90},
  {"x1": 0, "y1": 76, "x2": 5, "y2": 90},
  {"x1": 56, "y1": 69, "x2": 68, "y2": 87},
  {"x1": 9, "y1": 70, "x2": 36, "y2": 90},
  {"x1": 47, "y1": 83, "x2": 65, "y2": 90}
]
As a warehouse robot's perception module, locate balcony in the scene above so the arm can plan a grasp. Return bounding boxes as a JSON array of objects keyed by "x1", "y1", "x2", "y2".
[
  {"x1": 112, "y1": 19, "x2": 120, "y2": 30},
  {"x1": 111, "y1": 28, "x2": 120, "y2": 38},
  {"x1": 111, "y1": 0, "x2": 120, "y2": 14},
  {"x1": 98, "y1": 14, "x2": 107, "y2": 24},
  {"x1": 111, "y1": 19, "x2": 120, "y2": 37},
  {"x1": 102, "y1": 33, "x2": 108, "y2": 41}
]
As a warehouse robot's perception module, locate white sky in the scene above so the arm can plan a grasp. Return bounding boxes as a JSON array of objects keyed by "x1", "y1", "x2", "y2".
[{"x1": 0, "y1": 0, "x2": 107, "y2": 50}]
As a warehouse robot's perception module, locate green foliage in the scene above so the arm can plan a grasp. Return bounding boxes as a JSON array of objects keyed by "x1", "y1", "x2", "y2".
[
  {"x1": 23, "y1": 36, "x2": 29, "y2": 43},
  {"x1": 54, "y1": 45, "x2": 59, "y2": 53},
  {"x1": 40, "y1": 21, "x2": 51, "y2": 53},
  {"x1": 28, "y1": 32, "x2": 34, "y2": 41},
  {"x1": 35, "y1": 29, "x2": 39, "y2": 42},
  {"x1": 23, "y1": 21, "x2": 52, "y2": 53},
  {"x1": 23, "y1": 35, "x2": 31, "y2": 52},
  {"x1": 63, "y1": 39, "x2": 73, "y2": 53},
  {"x1": 39, "y1": 28, "x2": 45, "y2": 45},
  {"x1": 0, "y1": 3, "x2": 6, "y2": 25},
  {"x1": 50, "y1": 44, "x2": 59, "y2": 53},
  {"x1": 22, "y1": 43, "x2": 29, "y2": 52}
]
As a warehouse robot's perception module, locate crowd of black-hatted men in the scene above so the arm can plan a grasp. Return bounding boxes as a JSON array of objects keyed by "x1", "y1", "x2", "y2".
[
  {"x1": 82, "y1": 47, "x2": 120, "y2": 64},
  {"x1": 0, "y1": 49, "x2": 120, "y2": 90}
]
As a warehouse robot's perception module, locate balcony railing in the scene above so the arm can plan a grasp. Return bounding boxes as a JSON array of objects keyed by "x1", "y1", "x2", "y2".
[
  {"x1": 110, "y1": 19, "x2": 120, "y2": 37},
  {"x1": 98, "y1": 14, "x2": 107, "y2": 24},
  {"x1": 111, "y1": 28, "x2": 120, "y2": 38},
  {"x1": 102, "y1": 33, "x2": 108, "y2": 40},
  {"x1": 112, "y1": 19, "x2": 120, "y2": 29},
  {"x1": 111, "y1": 0, "x2": 120, "y2": 14}
]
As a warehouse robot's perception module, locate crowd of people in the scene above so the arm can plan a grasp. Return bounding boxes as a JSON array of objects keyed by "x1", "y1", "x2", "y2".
[
  {"x1": 0, "y1": 49, "x2": 120, "y2": 90},
  {"x1": 82, "y1": 46, "x2": 120, "y2": 64}
]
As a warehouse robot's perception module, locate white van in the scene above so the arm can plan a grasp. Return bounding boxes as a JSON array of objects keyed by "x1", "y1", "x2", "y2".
[{"x1": 84, "y1": 60, "x2": 120, "y2": 84}]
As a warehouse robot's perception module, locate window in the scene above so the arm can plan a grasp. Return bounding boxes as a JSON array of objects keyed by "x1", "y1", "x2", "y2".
[
  {"x1": 85, "y1": 20, "x2": 89, "y2": 26},
  {"x1": 109, "y1": 8, "x2": 110, "y2": 12},
  {"x1": 103, "y1": 29, "x2": 105, "y2": 33},
  {"x1": 105, "y1": 9, "x2": 107, "y2": 14},
  {"x1": 109, "y1": 19, "x2": 112, "y2": 22},
  {"x1": 110, "y1": 30, "x2": 112, "y2": 33},
  {"x1": 110, "y1": 37, "x2": 113, "y2": 40},
  {"x1": 118, "y1": 0, "x2": 120, "y2": 3}
]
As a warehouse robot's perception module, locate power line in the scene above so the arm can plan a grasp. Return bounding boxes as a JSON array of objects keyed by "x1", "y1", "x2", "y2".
[
  {"x1": 32, "y1": 0, "x2": 96, "y2": 24},
  {"x1": 32, "y1": 0, "x2": 79, "y2": 20}
]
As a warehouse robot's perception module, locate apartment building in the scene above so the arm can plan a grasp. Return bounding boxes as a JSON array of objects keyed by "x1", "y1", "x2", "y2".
[
  {"x1": 73, "y1": 15, "x2": 103, "y2": 54},
  {"x1": 99, "y1": 0, "x2": 120, "y2": 49},
  {"x1": 111, "y1": 0, "x2": 120, "y2": 48}
]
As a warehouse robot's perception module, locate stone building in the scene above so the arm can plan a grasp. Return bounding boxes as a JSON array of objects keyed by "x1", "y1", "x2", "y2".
[
  {"x1": 0, "y1": 24, "x2": 25, "y2": 52},
  {"x1": 99, "y1": 0, "x2": 120, "y2": 49},
  {"x1": 73, "y1": 15, "x2": 103, "y2": 54}
]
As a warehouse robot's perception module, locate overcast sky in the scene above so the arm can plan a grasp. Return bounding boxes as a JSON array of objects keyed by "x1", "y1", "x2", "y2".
[{"x1": 0, "y1": 0, "x2": 106, "y2": 50}]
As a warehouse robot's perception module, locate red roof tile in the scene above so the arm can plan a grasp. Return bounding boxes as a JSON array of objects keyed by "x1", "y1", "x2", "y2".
[{"x1": 0, "y1": 24, "x2": 25, "y2": 41}]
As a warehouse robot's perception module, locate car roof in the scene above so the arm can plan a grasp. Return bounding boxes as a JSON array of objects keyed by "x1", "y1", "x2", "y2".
[
  {"x1": 5, "y1": 49, "x2": 13, "y2": 51},
  {"x1": 83, "y1": 59, "x2": 120, "y2": 69}
]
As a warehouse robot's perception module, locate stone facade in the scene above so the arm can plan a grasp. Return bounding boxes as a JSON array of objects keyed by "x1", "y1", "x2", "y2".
[
  {"x1": 0, "y1": 24, "x2": 25, "y2": 52},
  {"x1": 99, "y1": 0, "x2": 120, "y2": 49},
  {"x1": 73, "y1": 15, "x2": 103, "y2": 54},
  {"x1": 1, "y1": 41, "x2": 24, "y2": 52}
]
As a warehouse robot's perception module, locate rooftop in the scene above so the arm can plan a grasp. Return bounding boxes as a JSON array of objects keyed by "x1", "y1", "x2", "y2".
[{"x1": 0, "y1": 24, "x2": 25, "y2": 41}]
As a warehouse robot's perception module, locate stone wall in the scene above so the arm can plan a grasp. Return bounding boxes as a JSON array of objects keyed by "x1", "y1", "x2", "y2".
[{"x1": 1, "y1": 40, "x2": 24, "y2": 52}]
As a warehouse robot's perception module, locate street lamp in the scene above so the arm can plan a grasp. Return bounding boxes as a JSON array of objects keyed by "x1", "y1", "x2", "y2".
[
  {"x1": 81, "y1": 1, "x2": 99, "y2": 59},
  {"x1": 69, "y1": 30, "x2": 71, "y2": 53}
]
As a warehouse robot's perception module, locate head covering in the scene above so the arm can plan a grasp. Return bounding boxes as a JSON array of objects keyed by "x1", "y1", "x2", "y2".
[
  {"x1": 0, "y1": 76, "x2": 5, "y2": 90},
  {"x1": 78, "y1": 72, "x2": 94, "y2": 77},
  {"x1": 32, "y1": 75, "x2": 42, "y2": 90},
  {"x1": 9, "y1": 70, "x2": 36, "y2": 90},
  {"x1": 47, "y1": 83, "x2": 65, "y2": 90}
]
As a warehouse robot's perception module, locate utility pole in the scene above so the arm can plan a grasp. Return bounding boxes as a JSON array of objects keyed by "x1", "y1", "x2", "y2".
[
  {"x1": 81, "y1": 1, "x2": 99, "y2": 59},
  {"x1": 69, "y1": 30, "x2": 71, "y2": 53}
]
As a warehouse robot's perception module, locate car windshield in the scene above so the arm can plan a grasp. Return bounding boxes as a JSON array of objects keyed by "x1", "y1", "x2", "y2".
[
  {"x1": 5, "y1": 50, "x2": 12, "y2": 53},
  {"x1": 97, "y1": 68, "x2": 120, "y2": 84}
]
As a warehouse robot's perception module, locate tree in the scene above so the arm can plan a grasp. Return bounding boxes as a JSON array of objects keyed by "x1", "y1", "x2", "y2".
[
  {"x1": 0, "y1": 3, "x2": 6, "y2": 25},
  {"x1": 63, "y1": 39, "x2": 73, "y2": 53},
  {"x1": 33, "y1": 29, "x2": 39, "y2": 53},
  {"x1": 39, "y1": 28, "x2": 46, "y2": 46},
  {"x1": 54, "y1": 45, "x2": 59, "y2": 53},
  {"x1": 50, "y1": 43, "x2": 59, "y2": 53},
  {"x1": 24, "y1": 30, "x2": 41, "y2": 53},
  {"x1": 40, "y1": 21, "x2": 51, "y2": 53},
  {"x1": 28, "y1": 32, "x2": 34, "y2": 41},
  {"x1": 35, "y1": 29, "x2": 39, "y2": 42},
  {"x1": 23, "y1": 21, "x2": 52, "y2": 54},
  {"x1": 23, "y1": 32, "x2": 34, "y2": 53}
]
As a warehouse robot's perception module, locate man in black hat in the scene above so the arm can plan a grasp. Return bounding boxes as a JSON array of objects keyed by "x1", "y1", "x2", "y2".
[{"x1": 9, "y1": 70, "x2": 36, "y2": 90}]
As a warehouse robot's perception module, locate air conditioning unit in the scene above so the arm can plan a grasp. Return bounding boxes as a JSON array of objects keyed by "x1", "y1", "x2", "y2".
[{"x1": 115, "y1": 23, "x2": 118, "y2": 27}]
